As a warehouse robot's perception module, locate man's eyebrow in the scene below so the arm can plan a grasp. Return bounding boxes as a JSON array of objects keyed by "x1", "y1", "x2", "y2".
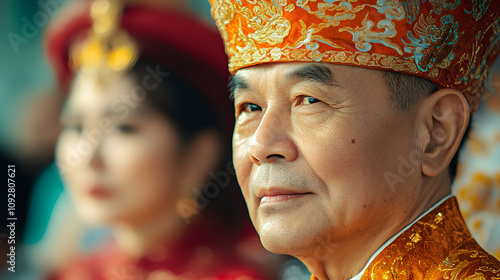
[
  {"x1": 286, "y1": 64, "x2": 341, "y2": 87},
  {"x1": 228, "y1": 74, "x2": 250, "y2": 99}
]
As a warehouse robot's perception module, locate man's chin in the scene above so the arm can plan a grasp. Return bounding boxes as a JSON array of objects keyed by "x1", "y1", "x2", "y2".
[
  {"x1": 260, "y1": 234, "x2": 297, "y2": 255},
  {"x1": 257, "y1": 219, "x2": 314, "y2": 256}
]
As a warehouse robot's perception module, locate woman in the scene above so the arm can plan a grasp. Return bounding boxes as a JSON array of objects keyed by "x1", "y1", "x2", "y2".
[{"x1": 44, "y1": 0, "x2": 269, "y2": 279}]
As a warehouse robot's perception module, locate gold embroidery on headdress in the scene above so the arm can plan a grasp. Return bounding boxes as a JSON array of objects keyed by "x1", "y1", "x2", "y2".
[{"x1": 209, "y1": 0, "x2": 500, "y2": 112}]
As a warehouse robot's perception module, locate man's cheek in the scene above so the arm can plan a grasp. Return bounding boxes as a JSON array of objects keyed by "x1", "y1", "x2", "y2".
[
  {"x1": 233, "y1": 138, "x2": 249, "y2": 162},
  {"x1": 247, "y1": 202, "x2": 260, "y2": 231},
  {"x1": 236, "y1": 175, "x2": 251, "y2": 203},
  {"x1": 233, "y1": 146, "x2": 252, "y2": 184}
]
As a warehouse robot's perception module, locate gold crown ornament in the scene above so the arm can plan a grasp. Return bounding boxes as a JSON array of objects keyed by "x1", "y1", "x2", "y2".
[{"x1": 69, "y1": 0, "x2": 139, "y2": 73}]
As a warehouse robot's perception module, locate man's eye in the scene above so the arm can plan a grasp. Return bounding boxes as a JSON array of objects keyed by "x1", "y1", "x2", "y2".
[
  {"x1": 242, "y1": 103, "x2": 262, "y2": 112},
  {"x1": 301, "y1": 96, "x2": 321, "y2": 105}
]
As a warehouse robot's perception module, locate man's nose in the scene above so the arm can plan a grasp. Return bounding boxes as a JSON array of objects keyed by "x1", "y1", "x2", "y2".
[{"x1": 249, "y1": 109, "x2": 298, "y2": 165}]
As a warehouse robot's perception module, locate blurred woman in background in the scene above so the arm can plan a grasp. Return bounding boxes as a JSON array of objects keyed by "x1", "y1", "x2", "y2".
[{"x1": 42, "y1": 0, "x2": 272, "y2": 279}]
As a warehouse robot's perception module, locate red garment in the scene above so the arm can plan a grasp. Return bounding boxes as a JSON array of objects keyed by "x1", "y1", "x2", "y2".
[{"x1": 48, "y1": 220, "x2": 266, "y2": 280}]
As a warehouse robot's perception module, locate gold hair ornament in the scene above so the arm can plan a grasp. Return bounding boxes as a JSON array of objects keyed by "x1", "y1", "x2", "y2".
[{"x1": 69, "y1": 0, "x2": 139, "y2": 73}]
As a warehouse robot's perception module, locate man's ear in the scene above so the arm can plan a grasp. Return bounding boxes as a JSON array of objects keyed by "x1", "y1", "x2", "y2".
[{"x1": 417, "y1": 89, "x2": 470, "y2": 177}]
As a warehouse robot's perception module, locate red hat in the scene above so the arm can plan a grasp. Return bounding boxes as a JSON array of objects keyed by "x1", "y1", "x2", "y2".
[
  {"x1": 209, "y1": 0, "x2": 500, "y2": 112},
  {"x1": 45, "y1": 0, "x2": 233, "y2": 133}
]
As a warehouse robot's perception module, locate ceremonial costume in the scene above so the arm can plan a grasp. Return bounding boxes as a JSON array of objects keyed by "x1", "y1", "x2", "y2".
[
  {"x1": 309, "y1": 196, "x2": 500, "y2": 280},
  {"x1": 208, "y1": 0, "x2": 500, "y2": 279}
]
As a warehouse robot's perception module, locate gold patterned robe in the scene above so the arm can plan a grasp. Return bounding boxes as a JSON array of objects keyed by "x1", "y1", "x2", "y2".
[{"x1": 311, "y1": 197, "x2": 500, "y2": 280}]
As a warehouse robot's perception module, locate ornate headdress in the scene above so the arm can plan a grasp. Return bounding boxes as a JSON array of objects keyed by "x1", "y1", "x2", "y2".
[
  {"x1": 209, "y1": 0, "x2": 500, "y2": 112},
  {"x1": 45, "y1": 0, "x2": 230, "y2": 89},
  {"x1": 69, "y1": 0, "x2": 138, "y2": 73},
  {"x1": 45, "y1": 0, "x2": 233, "y2": 134}
]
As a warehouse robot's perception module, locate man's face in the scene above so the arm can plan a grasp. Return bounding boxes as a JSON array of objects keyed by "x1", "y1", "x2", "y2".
[{"x1": 232, "y1": 62, "x2": 422, "y2": 257}]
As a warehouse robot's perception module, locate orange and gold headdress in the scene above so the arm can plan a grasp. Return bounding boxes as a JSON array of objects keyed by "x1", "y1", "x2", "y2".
[{"x1": 209, "y1": 0, "x2": 500, "y2": 112}]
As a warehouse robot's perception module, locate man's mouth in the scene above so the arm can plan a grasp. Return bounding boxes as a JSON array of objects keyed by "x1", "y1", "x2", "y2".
[{"x1": 257, "y1": 187, "x2": 312, "y2": 205}]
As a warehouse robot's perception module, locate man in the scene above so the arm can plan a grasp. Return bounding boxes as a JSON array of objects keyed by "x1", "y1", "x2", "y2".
[{"x1": 208, "y1": 1, "x2": 500, "y2": 280}]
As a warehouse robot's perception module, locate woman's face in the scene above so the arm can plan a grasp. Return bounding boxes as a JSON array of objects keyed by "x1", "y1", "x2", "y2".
[{"x1": 56, "y1": 71, "x2": 187, "y2": 226}]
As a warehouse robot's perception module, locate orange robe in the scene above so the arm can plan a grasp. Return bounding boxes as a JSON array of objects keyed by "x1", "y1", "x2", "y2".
[{"x1": 312, "y1": 197, "x2": 500, "y2": 280}]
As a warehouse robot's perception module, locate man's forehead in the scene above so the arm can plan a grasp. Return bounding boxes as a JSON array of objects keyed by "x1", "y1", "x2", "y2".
[
  {"x1": 231, "y1": 62, "x2": 382, "y2": 91},
  {"x1": 229, "y1": 62, "x2": 391, "y2": 102},
  {"x1": 235, "y1": 62, "x2": 378, "y2": 79},
  {"x1": 231, "y1": 62, "x2": 336, "y2": 98},
  {"x1": 236, "y1": 62, "x2": 328, "y2": 76}
]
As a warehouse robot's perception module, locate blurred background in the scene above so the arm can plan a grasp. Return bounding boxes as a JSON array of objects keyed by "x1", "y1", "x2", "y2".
[
  {"x1": 0, "y1": 0, "x2": 499, "y2": 279},
  {"x1": 0, "y1": 0, "x2": 215, "y2": 248}
]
